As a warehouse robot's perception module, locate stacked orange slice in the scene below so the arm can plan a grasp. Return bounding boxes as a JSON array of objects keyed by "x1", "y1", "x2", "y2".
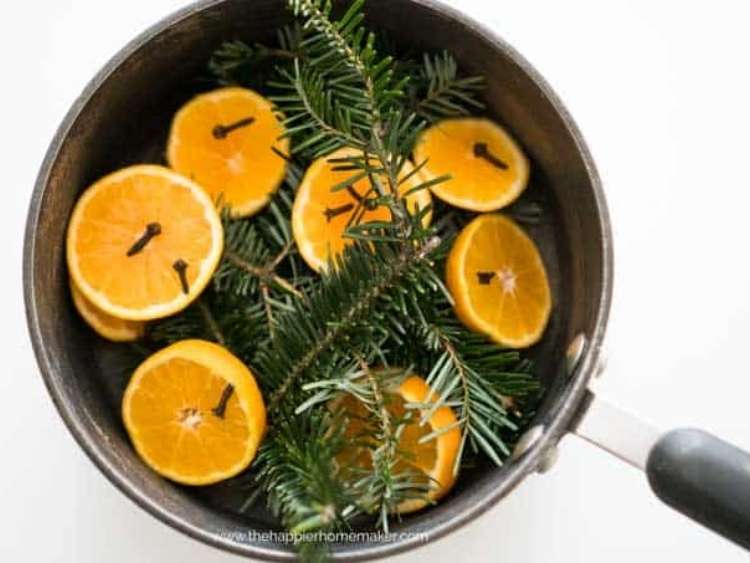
[
  {"x1": 69, "y1": 279, "x2": 144, "y2": 342},
  {"x1": 66, "y1": 164, "x2": 224, "y2": 321}
]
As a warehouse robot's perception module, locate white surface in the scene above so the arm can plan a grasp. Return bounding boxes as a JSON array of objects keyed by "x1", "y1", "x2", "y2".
[{"x1": 2, "y1": 0, "x2": 750, "y2": 561}]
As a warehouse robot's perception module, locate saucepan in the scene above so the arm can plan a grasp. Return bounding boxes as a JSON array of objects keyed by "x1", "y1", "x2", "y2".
[{"x1": 23, "y1": 0, "x2": 750, "y2": 559}]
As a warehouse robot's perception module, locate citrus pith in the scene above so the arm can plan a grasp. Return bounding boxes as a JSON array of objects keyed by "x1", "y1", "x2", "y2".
[
  {"x1": 122, "y1": 339, "x2": 266, "y2": 486},
  {"x1": 446, "y1": 214, "x2": 551, "y2": 347},
  {"x1": 167, "y1": 87, "x2": 288, "y2": 217},
  {"x1": 66, "y1": 164, "x2": 223, "y2": 321},
  {"x1": 413, "y1": 117, "x2": 529, "y2": 212}
]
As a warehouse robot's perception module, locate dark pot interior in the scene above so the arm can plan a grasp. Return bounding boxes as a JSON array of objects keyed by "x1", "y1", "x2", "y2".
[{"x1": 24, "y1": 0, "x2": 612, "y2": 559}]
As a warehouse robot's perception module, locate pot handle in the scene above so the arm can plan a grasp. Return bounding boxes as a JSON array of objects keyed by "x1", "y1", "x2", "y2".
[{"x1": 573, "y1": 392, "x2": 750, "y2": 550}]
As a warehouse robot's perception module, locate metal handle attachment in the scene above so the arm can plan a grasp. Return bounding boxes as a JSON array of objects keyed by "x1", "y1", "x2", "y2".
[
  {"x1": 573, "y1": 391, "x2": 660, "y2": 470},
  {"x1": 573, "y1": 391, "x2": 750, "y2": 550}
]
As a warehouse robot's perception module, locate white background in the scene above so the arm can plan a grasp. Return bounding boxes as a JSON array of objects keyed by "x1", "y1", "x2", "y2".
[{"x1": 2, "y1": 0, "x2": 750, "y2": 561}]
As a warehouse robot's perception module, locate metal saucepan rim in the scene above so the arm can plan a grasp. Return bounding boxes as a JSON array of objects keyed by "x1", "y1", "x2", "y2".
[{"x1": 23, "y1": 0, "x2": 614, "y2": 559}]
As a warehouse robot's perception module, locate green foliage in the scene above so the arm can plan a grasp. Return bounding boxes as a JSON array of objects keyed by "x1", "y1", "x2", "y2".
[
  {"x1": 251, "y1": 236, "x2": 444, "y2": 530},
  {"x1": 412, "y1": 51, "x2": 485, "y2": 121},
  {"x1": 148, "y1": 290, "x2": 267, "y2": 366},
  {"x1": 255, "y1": 410, "x2": 354, "y2": 535},
  {"x1": 208, "y1": 40, "x2": 257, "y2": 85},
  {"x1": 410, "y1": 303, "x2": 539, "y2": 470},
  {"x1": 153, "y1": 1, "x2": 542, "y2": 559},
  {"x1": 207, "y1": 24, "x2": 303, "y2": 88},
  {"x1": 255, "y1": 234, "x2": 442, "y2": 403},
  {"x1": 297, "y1": 364, "x2": 432, "y2": 530}
]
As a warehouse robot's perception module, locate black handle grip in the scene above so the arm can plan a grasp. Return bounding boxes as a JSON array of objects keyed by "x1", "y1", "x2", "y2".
[{"x1": 646, "y1": 428, "x2": 750, "y2": 549}]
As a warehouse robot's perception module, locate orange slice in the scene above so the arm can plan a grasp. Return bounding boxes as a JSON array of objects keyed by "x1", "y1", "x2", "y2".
[
  {"x1": 292, "y1": 147, "x2": 432, "y2": 272},
  {"x1": 69, "y1": 278, "x2": 144, "y2": 342},
  {"x1": 446, "y1": 214, "x2": 551, "y2": 348},
  {"x1": 413, "y1": 117, "x2": 529, "y2": 212},
  {"x1": 66, "y1": 164, "x2": 223, "y2": 321},
  {"x1": 167, "y1": 87, "x2": 289, "y2": 217},
  {"x1": 334, "y1": 374, "x2": 460, "y2": 514},
  {"x1": 122, "y1": 339, "x2": 267, "y2": 485}
]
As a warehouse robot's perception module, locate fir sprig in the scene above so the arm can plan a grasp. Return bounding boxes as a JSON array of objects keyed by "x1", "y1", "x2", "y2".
[
  {"x1": 255, "y1": 410, "x2": 355, "y2": 535},
  {"x1": 171, "y1": 1, "x2": 541, "y2": 558},
  {"x1": 345, "y1": 361, "x2": 429, "y2": 530},
  {"x1": 149, "y1": 290, "x2": 267, "y2": 365},
  {"x1": 297, "y1": 363, "x2": 432, "y2": 530},
  {"x1": 256, "y1": 234, "x2": 441, "y2": 407},
  {"x1": 217, "y1": 219, "x2": 302, "y2": 299},
  {"x1": 299, "y1": 241, "x2": 541, "y2": 474},
  {"x1": 208, "y1": 25, "x2": 303, "y2": 87},
  {"x1": 415, "y1": 310, "x2": 538, "y2": 470},
  {"x1": 208, "y1": 40, "x2": 258, "y2": 85},
  {"x1": 246, "y1": 233, "x2": 449, "y2": 539},
  {"x1": 413, "y1": 51, "x2": 485, "y2": 121},
  {"x1": 276, "y1": 0, "x2": 424, "y2": 237}
]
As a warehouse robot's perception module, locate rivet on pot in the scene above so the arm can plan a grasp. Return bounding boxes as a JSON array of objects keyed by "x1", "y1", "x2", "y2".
[
  {"x1": 536, "y1": 445, "x2": 559, "y2": 474},
  {"x1": 512, "y1": 424, "x2": 545, "y2": 461},
  {"x1": 566, "y1": 333, "x2": 587, "y2": 377}
]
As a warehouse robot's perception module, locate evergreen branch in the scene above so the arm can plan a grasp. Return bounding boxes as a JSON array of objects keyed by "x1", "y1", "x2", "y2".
[
  {"x1": 353, "y1": 357, "x2": 401, "y2": 530},
  {"x1": 213, "y1": 219, "x2": 270, "y2": 297},
  {"x1": 217, "y1": 299, "x2": 270, "y2": 363},
  {"x1": 280, "y1": 0, "x2": 412, "y2": 230},
  {"x1": 262, "y1": 235, "x2": 441, "y2": 410},
  {"x1": 215, "y1": 202, "x2": 308, "y2": 303},
  {"x1": 430, "y1": 334, "x2": 472, "y2": 472},
  {"x1": 358, "y1": 236, "x2": 541, "y2": 472},
  {"x1": 345, "y1": 361, "x2": 428, "y2": 530},
  {"x1": 149, "y1": 291, "x2": 268, "y2": 366},
  {"x1": 274, "y1": 60, "x2": 366, "y2": 154},
  {"x1": 198, "y1": 300, "x2": 226, "y2": 346},
  {"x1": 208, "y1": 40, "x2": 257, "y2": 84},
  {"x1": 255, "y1": 410, "x2": 356, "y2": 537},
  {"x1": 277, "y1": 21, "x2": 306, "y2": 55},
  {"x1": 208, "y1": 28, "x2": 302, "y2": 86},
  {"x1": 426, "y1": 326, "x2": 512, "y2": 470},
  {"x1": 292, "y1": 0, "x2": 387, "y2": 132},
  {"x1": 414, "y1": 51, "x2": 485, "y2": 121},
  {"x1": 213, "y1": 211, "x2": 307, "y2": 344},
  {"x1": 414, "y1": 308, "x2": 540, "y2": 470},
  {"x1": 224, "y1": 250, "x2": 303, "y2": 298},
  {"x1": 297, "y1": 364, "x2": 431, "y2": 530},
  {"x1": 148, "y1": 300, "x2": 208, "y2": 344},
  {"x1": 253, "y1": 236, "x2": 445, "y2": 539}
]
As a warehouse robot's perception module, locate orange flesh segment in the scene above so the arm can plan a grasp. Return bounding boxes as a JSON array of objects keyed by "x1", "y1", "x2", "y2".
[
  {"x1": 293, "y1": 147, "x2": 432, "y2": 272},
  {"x1": 67, "y1": 165, "x2": 223, "y2": 321},
  {"x1": 122, "y1": 340, "x2": 266, "y2": 485},
  {"x1": 414, "y1": 117, "x2": 529, "y2": 212},
  {"x1": 127, "y1": 358, "x2": 249, "y2": 477},
  {"x1": 446, "y1": 214, "x2": 551, "y2": 348},
  {"x1": 167, "y1": 87, "x2": 288, "y2": 217}
]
